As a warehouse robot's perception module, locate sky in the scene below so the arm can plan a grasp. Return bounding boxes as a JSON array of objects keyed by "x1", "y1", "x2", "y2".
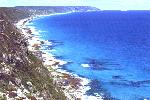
[{"x1": 1, "y1": 0, "x2": 150, "y2": 10}]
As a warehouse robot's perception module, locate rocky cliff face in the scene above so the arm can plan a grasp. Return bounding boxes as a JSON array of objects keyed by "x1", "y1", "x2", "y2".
[{"x1": 0, "y1": 8, "x2": 66, "y2": 100}]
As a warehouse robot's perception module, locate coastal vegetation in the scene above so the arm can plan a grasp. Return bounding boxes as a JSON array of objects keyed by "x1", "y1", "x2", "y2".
[
  {"x1": 0, "y1": 6, "x2": 99, "y2": 100},
  {"x1": 0, "y1": 7, "x2": 67, "y2": 100}
]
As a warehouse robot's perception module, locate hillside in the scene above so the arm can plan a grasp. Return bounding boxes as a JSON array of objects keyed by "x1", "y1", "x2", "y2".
[
  {"x1": 0, "y1": 7, "x2": 67, "y2": 100},
  {"x1": 0, "y1": 6, "x2": 100, "y2": 100}
]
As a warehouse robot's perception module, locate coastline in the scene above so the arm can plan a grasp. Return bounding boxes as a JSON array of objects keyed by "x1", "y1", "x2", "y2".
[{"x1": 16, "y1": 12, "x2": 103, "y2": 100}]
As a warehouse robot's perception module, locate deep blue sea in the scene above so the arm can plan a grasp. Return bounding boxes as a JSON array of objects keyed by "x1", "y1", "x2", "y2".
[{"x1": 29, "y1": 11, "x2": 150, "y2": 100}]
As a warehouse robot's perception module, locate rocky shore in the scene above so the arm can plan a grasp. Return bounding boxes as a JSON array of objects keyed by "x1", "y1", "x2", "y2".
[
  {"x1": 17, "y1": 12, "x2": 103, "y2": 100},
  {"x1": 0, "y1": 7, "x2": 102, "y2": 100}
]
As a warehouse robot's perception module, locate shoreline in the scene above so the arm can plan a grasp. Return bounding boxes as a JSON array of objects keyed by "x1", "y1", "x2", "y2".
[{"x1": 16, "y1": 12, "x2": 103, "y2": 100}]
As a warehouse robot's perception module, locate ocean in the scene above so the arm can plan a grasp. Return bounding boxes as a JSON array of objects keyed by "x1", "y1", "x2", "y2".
[{"x1": 27, "y1": 11, "x2": 150, "y2": 100}]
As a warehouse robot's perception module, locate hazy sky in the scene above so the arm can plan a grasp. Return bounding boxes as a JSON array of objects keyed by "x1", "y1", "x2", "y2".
[{"x1": 1, "y1": 0, "x2": 150, "y2": 10}]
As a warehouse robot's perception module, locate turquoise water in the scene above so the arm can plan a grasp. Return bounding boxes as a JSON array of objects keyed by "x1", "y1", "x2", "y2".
[{"x1": 29, "y1": 11, "x2": 150, "y2": 100}]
